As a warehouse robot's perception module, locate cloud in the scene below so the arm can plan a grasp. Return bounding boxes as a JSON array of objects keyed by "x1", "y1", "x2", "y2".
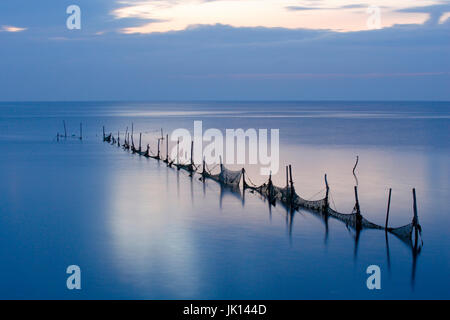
[
  {"x1": 112, "y1": 0, "x2": 437, "y2": 34},
  {"x1": 0, "y1": 1, "x2": 448, "y2": 100},
  {"x1": 0, "y1": 25, "x2": 27, "y2": 32},
  {"x1": 397, "y1": 3, "x2": 450, "y2": 25},
  {"x1": 285, "y1": 6, "x2": 325, "y2": 11}
]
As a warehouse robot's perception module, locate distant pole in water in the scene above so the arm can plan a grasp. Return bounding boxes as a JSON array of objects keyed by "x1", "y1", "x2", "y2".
[
  {"x1": 289, "y1": 165, "x2": 294, "y2": 205},
  {"x1": 353, "y1": 155, "x2": 359, "y2": 186},
  {"x1": 166, "y1": 134, "x2": 169, "y2": 162},
  {"x1": 157, "y1": 138, "x2": 161, "y2": 159},
  {"x1": 139, "y1": 133, "x2": 142, "y2": 153},
  {"x1": 412, "y1": 188, "x2": 420, "y2": 248},
  {"x1": 80, "y1": 123, "x2": 83, "y2": 140},
  {"x1": 103, "y1": 126, "x2": 105, "y2": 140},
  {"x1": 353, "y1": 156, "x2": 359, "y2": 174},
  {"x1": 354, "y1": 186, "x2": 361, "y2": 217},
  {"x1": 324, "y1": 174, "x2": 329, "y2": 210},
  {"x1": 190, "y1": 140, "x2": 194, "y2": 165},
  {"x1": 385, "y1": 188, "x2": 392, "y2": 230},
  {"x1": 412, "y1": 188, "x2": 418, "y2": 226},
  {"x1": 177, "y1": 138, "x2": 180, "y2": 164},
  {"x1": 63, "y1": 121, "x2": 67, "y2": 138}
]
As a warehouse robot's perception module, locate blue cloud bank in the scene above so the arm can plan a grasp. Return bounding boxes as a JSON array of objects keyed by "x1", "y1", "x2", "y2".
[{"x1": 0, "y1": 1, "x2": 449, "y2": 101}]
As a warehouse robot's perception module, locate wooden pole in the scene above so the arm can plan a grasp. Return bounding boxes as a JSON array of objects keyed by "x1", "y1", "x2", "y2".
[
  {"x1": 289, "y1": 165, "x2": 294, "y2": 205},
  {"x1": 63, "y1": 121, "x2": 67, "y2": 138},
  {"x1": 268, "y1": 171, "x2": 273, "y2": 203},
  {"x1": 103, "y1": 126, "x2": 105, "y2": 140},
  {"x1": 202, "y1": 156, "x2": 206, "y2": 177},
  {"x1": 139, "y1": 133, "x2": 142, "y2": 153},
  {"x1": 385, "y1": 188, "x2": 392, "y2": 230},
  {"x1": 412, "y1": 188, "x2": 418, "y2": 226},
  {"x1": 289, "y1": 165, "x2": 294, "y2": 188},
  {"x1": 80, "y1": 123, "x2": 83, "y2": 140},
  {"x1": 354, "y1": 186, "x2": 361, "y2": 216},
  {"x1": 157, "y1": 138, "x2": 161, "y2": 159},
  {"x1": 177, "y1": 138, "x2": 180, "y2": 164},
  {"x1": 190, "y1": 140, "x2": 194, "y2": 165},
  {"x1": 324, "y1": 174, "x2": 329, "y2": 210},
  {"x1": 166, "y1": 134, "x2": 169, "y2": 162}
]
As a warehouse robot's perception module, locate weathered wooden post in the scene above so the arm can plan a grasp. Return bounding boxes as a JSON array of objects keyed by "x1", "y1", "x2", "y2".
[
  {"x1": 157, "y1": 138, "x2": 161, "y2": 159},
  {"x1": 268, "y1": 171, "x2": 273, "y2": 204},
  {"x1": 241, "y1": 168, "x2": 246, "y2": 193},
  {"x1": 177, "y1": 138, "x2": 180, "y2": 165},
  {"x1": 324, "y1": 174, "x2": 329, "y2": 212},
  {"x1": 166, "y1": 134, "x2": 169, "y2": 163},
  {"x1": 385, "y1": 188, "x2": 392, "y2": 230},
  {"x1": 190, "y1": 140, "x2": 194, "y2": 165},
  {"x1": 289, "y1": 165, "x2": 294, "y2": 206},
  {"x1": 412, "y1": 188, "x2": 418, "y2": 226},
  {"x1": 202, "y1": 156, "x2": 206, "y2": 178},
  {"x1": 354, "y1": 186, "x2": 361, "y2": 217},
  {"x1": 412, "y1": 188, "x2": 420, "y2": 248},
  {"x1": 139, "y1": 133, "x2": 142, "y2": 153}
]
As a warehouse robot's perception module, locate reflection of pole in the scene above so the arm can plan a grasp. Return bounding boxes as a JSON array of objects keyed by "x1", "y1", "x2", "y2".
[
  {"x1": 385, "y1": 188, "x2": 392, "y2": 230},
  {"x1": 385, "y1": 231, "x2": 391, "y2": 274}
]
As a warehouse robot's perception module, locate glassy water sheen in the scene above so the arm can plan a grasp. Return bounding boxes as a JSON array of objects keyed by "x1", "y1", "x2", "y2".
[{"x1": 0, "y1": 101, "x2": 448, "y2": 299}]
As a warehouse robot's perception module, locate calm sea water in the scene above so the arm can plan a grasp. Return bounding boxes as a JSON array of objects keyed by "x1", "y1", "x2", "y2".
[{"x1": 0, "y1": 101, "x2": 448, "y2": 299}]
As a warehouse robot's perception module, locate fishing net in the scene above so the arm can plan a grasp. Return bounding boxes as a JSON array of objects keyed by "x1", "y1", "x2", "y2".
[
  {"x1": 205, "y1": 165, "x2": 243, "y2": 188},
  {"x1": 102, "y1": 129, "x2": 423, "y2": 250}
]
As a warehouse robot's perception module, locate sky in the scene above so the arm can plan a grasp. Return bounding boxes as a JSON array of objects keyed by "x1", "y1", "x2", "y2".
[{"x1": 0, "y1": 0, "x2": 449, "y2": 101}]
